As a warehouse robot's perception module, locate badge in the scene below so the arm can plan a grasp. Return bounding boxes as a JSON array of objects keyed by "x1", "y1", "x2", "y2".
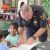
[
  {"x1": 33, "y1": 19, "x2": 37, "y2": 24},
  {"x1": 33, "y1": 20, "x2": 38, "y2": 27},
  {"x1": 40, "y1": 13, "x2": 46, "y2": 20},
  {"x1": 34, "y1": 21, "x2": 37, "y2": 24},
  {"x1": 40, "y1": 15, "x2": 46, "y2": 20}
]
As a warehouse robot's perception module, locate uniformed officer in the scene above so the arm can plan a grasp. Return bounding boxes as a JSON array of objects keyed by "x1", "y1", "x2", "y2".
[{"x1": 18, "y1": 5, "x2": 48, "y2": 45}]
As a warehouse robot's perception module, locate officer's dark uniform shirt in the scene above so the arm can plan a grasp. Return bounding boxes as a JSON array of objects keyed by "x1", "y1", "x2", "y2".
[{"x1": 18, "y1": 5, "x2": 48, "y2": 42}]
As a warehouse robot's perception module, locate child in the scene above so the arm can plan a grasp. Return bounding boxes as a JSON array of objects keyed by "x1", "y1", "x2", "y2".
[
  {"x1": 0, "y1": 31, "x2": 9, "y2": 50},
  {"x1": 5, "y1": 22, "x2": 19, "y2": 47}
]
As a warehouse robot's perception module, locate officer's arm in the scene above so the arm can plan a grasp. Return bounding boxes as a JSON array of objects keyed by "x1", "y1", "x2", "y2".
[
  {"x1": 17, "y1": 15, "x2": 24, "y2": 36},
  {"x1": 17, "y1": 16, "x2": 24, "y2": 44},
  {"x1": 33, "y1": 12, "x2": 47, "y2": 39},
  {"x1": 33, "y1": 27, "x2": 46, "y2": 38},
  {"x1": 18, "y1": 27, "x2": 24, "y2": 44}
]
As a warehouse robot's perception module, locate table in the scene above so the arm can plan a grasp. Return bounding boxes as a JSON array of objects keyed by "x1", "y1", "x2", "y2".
[
  {"x1": 10, "y1": 41, "x2": 41, "y2": 50},
  {"x1": 31, "y1": 39, "x2": 50, "y2": 50},
  {"x1": 0, "y1": 13, "x2": 17, "y2": 15},
  {"x1": 0, "y1": 13, "x2": 18, "y2": 20},
  {"x1": 10, "y1": 39, "x2": 50, "y2": 50}
]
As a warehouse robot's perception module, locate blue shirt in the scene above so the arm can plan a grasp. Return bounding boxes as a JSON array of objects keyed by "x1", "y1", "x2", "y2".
[
  {"x1": 6, "y1": 32, "x2": 19, "y2": 46},
  {"x1": 0, "y1": 44, "x2": 9, "y2": 50}
]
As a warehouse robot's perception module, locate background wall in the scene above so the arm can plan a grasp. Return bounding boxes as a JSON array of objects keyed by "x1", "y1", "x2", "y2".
[{"x1": 0, "y1": 0, "x2": 3, "y2": 9}]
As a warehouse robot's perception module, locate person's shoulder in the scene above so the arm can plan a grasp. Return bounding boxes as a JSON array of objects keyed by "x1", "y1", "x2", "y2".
[
  {"x1": 0, "y1": 44, "x2": 9, "y2": 50},
  {"x1": 6, "y1": 34, "x2": 11, "y2": 37},
  {"x1": 30, "y1": 5, "x2": 44, "y2": 11},
  {"x1": 30, "y1": 5, "x2": 43, "y2": 8},
  {"x1": 0, "y1": 44, "x2": 3, "y2": 47},
  {"x1": 5, "y1": 34, "x2": 11, "y2": 40},
  {"x1": 0, "y1": 44, "x2": 5, "y2": 50}
]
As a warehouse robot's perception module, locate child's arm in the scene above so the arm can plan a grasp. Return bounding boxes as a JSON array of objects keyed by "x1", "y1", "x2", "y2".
[
  {"x1": 5, "y1": 35, "x2": 11, "y2": 48},
  {"x1": 6, "y1": 41, "x2": 11, "y2": 47},
  {"x1": 5, "y1": 40, "x2": 11, "y2": 48}
]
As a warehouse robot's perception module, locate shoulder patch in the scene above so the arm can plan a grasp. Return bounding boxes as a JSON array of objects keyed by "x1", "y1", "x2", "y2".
[{"x1": 40, "y1": 13, "x2": 46, "y2": 20}]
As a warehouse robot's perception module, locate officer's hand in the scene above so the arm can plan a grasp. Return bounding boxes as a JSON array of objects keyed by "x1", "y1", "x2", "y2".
[
  {"x1": 27, "y1": 37, "x2": 35, "y2": 45},
  {"x1": 18, "y1": 36, "x2": 24, "y2": 45}
]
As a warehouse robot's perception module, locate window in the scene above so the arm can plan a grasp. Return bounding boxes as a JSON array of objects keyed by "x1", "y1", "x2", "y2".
[
  {"x1": 41, "y1": 0, "x2": 50, "y2": 16},
  {"x1": 28, "y1": 0, "x2": 34, "y2": 5}
]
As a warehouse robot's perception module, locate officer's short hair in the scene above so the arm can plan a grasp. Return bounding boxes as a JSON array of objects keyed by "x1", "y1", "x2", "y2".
[{"x1": 20, "y1": 5, "x2": 33, "y2": 14}]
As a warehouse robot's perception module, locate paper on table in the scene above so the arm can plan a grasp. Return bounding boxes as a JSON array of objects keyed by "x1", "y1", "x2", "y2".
[
  {"x1": 21, "y1": 41, "x2": 41, "y2": 50},
  {"x1": 10, "y1": 41, "x2": 41, "y2": 50}
]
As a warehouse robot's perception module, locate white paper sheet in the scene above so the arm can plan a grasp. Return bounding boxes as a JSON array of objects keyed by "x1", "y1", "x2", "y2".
[{"x1": 10, "y1": 41, "x2": 41, "y2": 50}]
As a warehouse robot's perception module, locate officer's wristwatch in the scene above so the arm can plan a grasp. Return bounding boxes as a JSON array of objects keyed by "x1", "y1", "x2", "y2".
[{"x1": 32, "y1": 35, "x2": 36, "y2": 40}]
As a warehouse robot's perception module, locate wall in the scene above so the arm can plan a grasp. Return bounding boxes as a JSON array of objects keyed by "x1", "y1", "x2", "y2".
[
  {"x1": 0, "y1": 0, "x2": 3, "y2": 9},
  {"x1": 17, "y1": 0, "x2": 27, "y2": 12}
]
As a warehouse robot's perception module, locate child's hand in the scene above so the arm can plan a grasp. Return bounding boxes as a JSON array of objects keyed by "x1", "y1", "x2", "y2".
[
  {"x1": 18, "y1": 36, "x2": 24, "y2": 45},
  {"x1": 27, "y1": 37, "x2": 35, "y2": 45},
  {"x1": 7, "y1": 41, "x2": 11, "y2": 47}
]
